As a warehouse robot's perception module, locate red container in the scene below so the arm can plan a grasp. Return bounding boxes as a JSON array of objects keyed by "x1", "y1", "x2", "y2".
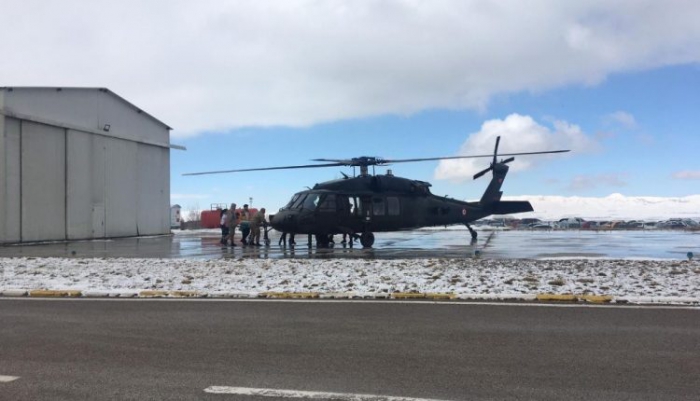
[
  {"x1": 201, "y1": 210, "x2": 223, "y2": 229},
  {"x1": 201, "y1": 207, "x2": 261, "y2": 228}
]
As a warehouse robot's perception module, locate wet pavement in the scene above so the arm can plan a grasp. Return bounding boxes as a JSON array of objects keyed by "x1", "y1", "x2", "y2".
[{"x1": 0, "y1": 228, "x2": 697, "y2": 260}]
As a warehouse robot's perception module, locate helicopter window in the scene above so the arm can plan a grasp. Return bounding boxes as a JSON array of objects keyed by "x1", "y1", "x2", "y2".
[
  {"x1": 285, "y1": 194, "x2": 301, "y2": 209},
  {"x1": 302, "y1": 193, "x2": 321, "y2": 210},
  {"x1": 372, "y1": 197, "x2": 385, "y2": 216},
  {"x1": 318, "y1": 194, "x2": 336, "y2": 212},
  {"x1": 387, "y1": 197, "x2": 400, "y2": 216},
  {"x1": 291, "y1": 194, "x2": 307, "y2": 209},
  {"x1": 351, "y1": 197, "x2": 362, "y2": 216}
]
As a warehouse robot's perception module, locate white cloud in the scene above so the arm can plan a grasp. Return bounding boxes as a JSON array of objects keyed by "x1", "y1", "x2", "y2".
[
  {"x1": 434, "y1": 114, "x2": 598, "y2": 181},
  {"x1": 673, "y1": 171, "x2": 700, "y2": 180},
  {"x1": 606, "y1": 111, "x2": 638, "y2": 129},
  {"x1": 2, "y1": 1, "x2": 700, "y2": 136}
]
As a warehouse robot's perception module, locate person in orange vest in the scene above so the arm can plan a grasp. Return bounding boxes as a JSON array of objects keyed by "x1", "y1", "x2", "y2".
[{"x1": 239, "y1": 204, "x2": 252, "y2": 245}]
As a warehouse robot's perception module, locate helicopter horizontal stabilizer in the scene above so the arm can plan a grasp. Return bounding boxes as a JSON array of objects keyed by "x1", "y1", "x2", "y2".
[{"x1": 488, "y1": 201, "x2": 534, "y2": 215}]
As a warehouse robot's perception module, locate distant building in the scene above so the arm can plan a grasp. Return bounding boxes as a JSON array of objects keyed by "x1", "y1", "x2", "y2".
[
  {"x1": 0, "y1": 87, "x2": 175, "y2": 243},
  {"x1": 170, "y1": 204, "x2": 182, "y2": 229}
]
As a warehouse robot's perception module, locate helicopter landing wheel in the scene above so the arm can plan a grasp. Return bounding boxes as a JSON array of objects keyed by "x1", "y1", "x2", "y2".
[
  {"x1": 466, "y1": 224, "x2": 477, "y2": 240},
  {"x1": 360, "y1": 232, "x2": 375, "y2": 248}
]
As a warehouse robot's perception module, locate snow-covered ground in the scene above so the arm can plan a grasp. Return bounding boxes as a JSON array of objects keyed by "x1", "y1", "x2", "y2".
[{"x1": 1, "y1": 257, "x2": 698, "y2": 302}]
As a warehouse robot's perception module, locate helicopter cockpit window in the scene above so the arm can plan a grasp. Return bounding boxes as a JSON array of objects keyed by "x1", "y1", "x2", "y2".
[
  {"x1": 291, "y1": 194, "x2": 306, "y2": 209},
  {"x1": 285, "y1": 194, "x2": 301, "y2": 209},
  {"x1": 373, "y1": 197, "x2": 385, "y2": 216},
  {"x1": 301, "y1": 193, "x2": 321, "y2": 210},
  {"x1": 318, "y1": 194, "x2": 336, "y2": 212}
]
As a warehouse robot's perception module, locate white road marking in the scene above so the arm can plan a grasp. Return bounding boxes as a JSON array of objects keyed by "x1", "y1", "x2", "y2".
[
  {"x1": 0, "y1": 375, "x2": 19, "y2": 383},
  {"x1": 204, "y1": 386, "x2": 451, "y2": 400}
]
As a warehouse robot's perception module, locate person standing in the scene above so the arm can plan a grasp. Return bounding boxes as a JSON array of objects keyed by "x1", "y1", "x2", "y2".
[
  {"x1": 226, "y1": 203, "x2": 237, "y2": 246},
  {"x1": 239, "y1": 204, "x2": 252, "y2": 245},
  {"x1": 219, "y1": 208, "x2": 229, "y2": 245},
  {"x1": 279, "y1": 231, "x2": 296, "y2": 247},
  {"x1": 250, "y1": 208, "x2": 266, "y2": 246}
]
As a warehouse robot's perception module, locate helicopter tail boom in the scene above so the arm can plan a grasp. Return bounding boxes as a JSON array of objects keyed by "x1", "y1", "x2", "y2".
[{"x1": 488, "y1": 200, "x2": 534, "y2": 215}]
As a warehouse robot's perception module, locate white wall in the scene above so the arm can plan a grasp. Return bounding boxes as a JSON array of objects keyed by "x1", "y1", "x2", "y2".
[
  {"x1": 105, "y1": 136, "x2": 138, "y2": 237},
  {"x1": 2, "y1": 88, "x2": 169, "y2": 146},
  {"x1": 21, "y1": 121, "x2": 66, "y2": 241},
  {"x1": 66, "y1": 130, "x2": 107, "y2": 239},
  {"x1": 0, "y1": 117, "x2": 21, "y2": 242},
  {"x1": 137, "y1": 144, "x2": 169, "y2": 235},
  {"x1": 0, "y1": 88, "x2": 171, "y2": 244}
]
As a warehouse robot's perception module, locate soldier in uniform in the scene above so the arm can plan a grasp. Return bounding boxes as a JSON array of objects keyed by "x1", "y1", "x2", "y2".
[
  {"x1": 226, "y1": 203, "x2": 237, "y2": 246},
  {"x1": 250, "y1": 208, "x2": 267, "y2": 246}
]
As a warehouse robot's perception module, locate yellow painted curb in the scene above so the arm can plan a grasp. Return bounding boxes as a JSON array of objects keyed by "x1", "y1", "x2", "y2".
[
  {"x1": 262, "y1": 292, "x2": 320, "y2": 299},
  {"x1": 139, "y1": 290, "x2": 169, "y2": 298},
  {"x1": 425, "y1": 293, "x2": 457, "y2": 300},
  {"x1": 29, "y1": 290, "x2": 82, "y2": 298},
  {"x1": 536, "y1": 294, "x2": 577, "y2": 302},
  {"x1": 168, "y1": 291, "x2": 207, "y2": 298},
  {"x1": 578, "y1": 295, "x2": 614, "y2": 304},
  {"x1": 391, "y1": 293, "x2": 427, "y2": 299}
]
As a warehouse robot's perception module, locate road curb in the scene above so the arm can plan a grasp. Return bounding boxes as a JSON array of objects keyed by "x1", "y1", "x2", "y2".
[
  {"x1": 536, "y1": 294, "x2": 578, "y2": 302},
  {"x1": 2, "y1": 289, "x2": 29, "y2": 297},
  {"x1": 29, "y1": 289, "x2": 82, "y2": 298},
  {"x1": 262, "y1": 292, "x2": 320, "y2": 299},
  {"x1": 0, "y1": 289, "x2": 698, "y2": 305}
]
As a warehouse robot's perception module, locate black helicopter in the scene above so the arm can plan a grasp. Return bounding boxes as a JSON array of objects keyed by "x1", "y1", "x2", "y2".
[{"x1": 184, "y1": 136, "x2": 568, "y2": 248}]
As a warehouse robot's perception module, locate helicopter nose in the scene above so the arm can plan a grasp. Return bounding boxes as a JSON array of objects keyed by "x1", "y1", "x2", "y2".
[{"x1": 270, "y1": 211, "x2": 295, "y2": 232}]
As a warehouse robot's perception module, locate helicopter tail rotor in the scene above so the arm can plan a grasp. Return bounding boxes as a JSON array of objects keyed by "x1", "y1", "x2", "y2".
[{"x1": 473, "y1": 136, "x2": 520, "y2": 180}]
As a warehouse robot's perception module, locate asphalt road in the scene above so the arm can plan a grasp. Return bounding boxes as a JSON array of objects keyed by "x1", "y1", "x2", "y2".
[{"x1": 0, "y1": 299, "x2": 698, "y2": 401}]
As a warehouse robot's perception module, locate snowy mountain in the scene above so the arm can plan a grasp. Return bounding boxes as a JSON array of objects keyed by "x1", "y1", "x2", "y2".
[{"x1": 501, "y1": 193, "x2": 700, "y2": 221}]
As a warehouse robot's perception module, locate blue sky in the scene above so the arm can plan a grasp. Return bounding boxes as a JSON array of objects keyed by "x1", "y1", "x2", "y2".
[
  {"x1": 172, "y1": 64, "x2": 700, "y2": 211},
  {"x1": 2, "y1": 1, "x2": 700, "y2": 213}
]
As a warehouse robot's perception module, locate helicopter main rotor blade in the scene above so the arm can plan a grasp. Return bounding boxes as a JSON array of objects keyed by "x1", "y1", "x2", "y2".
[
  {"x1": 182, "y1": 162, "x2": 346, "y2": 176},
  {"x1": 380, "y1": 149, "x2": 569, "y2": 164},
  {"x1": 183, "y1": 148, "x2": 570, "y2": 176}
]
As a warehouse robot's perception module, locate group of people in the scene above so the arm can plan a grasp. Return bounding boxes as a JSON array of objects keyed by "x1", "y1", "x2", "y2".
[{"x1": 219, "y1": 203, "x2": 267, "y2": 246}]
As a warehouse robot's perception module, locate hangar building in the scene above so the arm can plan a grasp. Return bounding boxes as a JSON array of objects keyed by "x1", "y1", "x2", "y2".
[{"x1": 0, "y1": 87, "x2": 172, "y2": 244}]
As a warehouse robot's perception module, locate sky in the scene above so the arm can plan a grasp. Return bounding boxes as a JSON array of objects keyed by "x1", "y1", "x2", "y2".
[{"x1": 2, "y1": 0, "x2": 700, "y2": 215}]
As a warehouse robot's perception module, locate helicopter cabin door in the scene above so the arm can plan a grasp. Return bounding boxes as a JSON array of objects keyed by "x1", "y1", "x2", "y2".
[
  {"x1": 369, "y1": 196, "x2": 401, "y2": 230},
  {"x1": 335, "y1": 194, "x2": 353, "y2": 232},
  {"x1": 316, "y1": 193, "x2": 339, "y2": 233}
]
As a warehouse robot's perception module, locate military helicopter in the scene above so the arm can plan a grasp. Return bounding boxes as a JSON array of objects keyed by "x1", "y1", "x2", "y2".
[{"x1": 184, "y1": 136, "x2": 568, "y2": 248}]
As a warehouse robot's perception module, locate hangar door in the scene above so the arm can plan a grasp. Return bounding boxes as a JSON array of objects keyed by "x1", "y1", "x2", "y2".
[{"x1": 21, "y1": 122, "x2": 66, "y2": 241}]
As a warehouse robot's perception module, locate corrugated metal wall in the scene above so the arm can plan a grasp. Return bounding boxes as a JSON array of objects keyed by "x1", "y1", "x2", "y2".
[
  {"x1": 1, "y1": 117, "x2": 21, "y2": 243},
  {"x1": 1, "y1": 115, "x2": 170, "y2": 243},
  {"x1": 21, "y1": 121, "x2": 66, "y2": 241}
]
